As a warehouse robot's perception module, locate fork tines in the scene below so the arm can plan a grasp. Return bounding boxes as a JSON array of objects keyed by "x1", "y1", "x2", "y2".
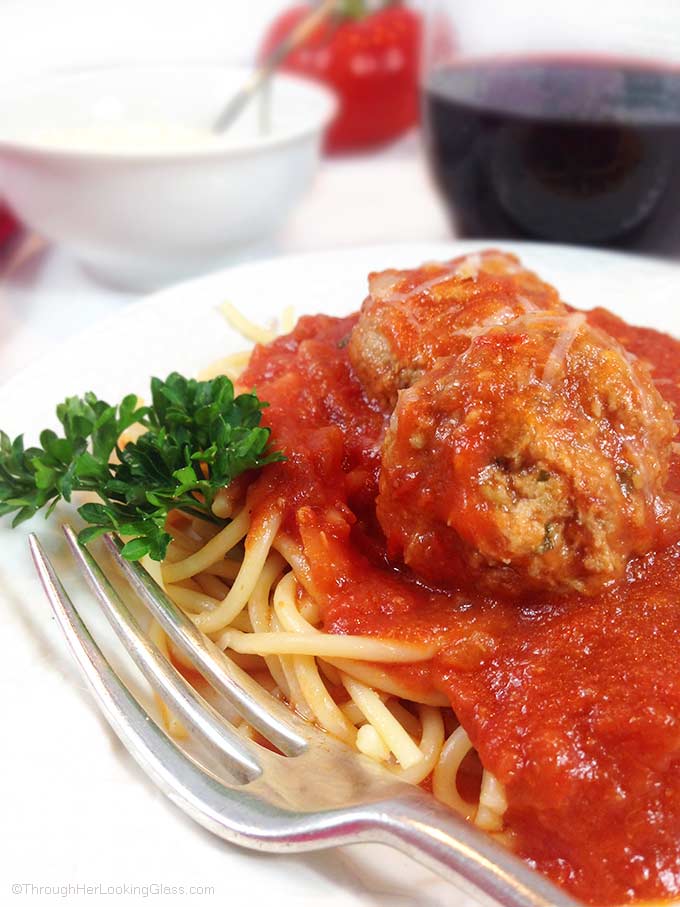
[{"x1": 30, "y1": 526, "x2": 306, "y2": 787}]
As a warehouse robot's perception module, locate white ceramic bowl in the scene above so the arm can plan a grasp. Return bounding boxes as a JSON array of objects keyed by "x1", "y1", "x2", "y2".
[{"x1": 0, "y1": 65, "x2": 336, "y2": 290}]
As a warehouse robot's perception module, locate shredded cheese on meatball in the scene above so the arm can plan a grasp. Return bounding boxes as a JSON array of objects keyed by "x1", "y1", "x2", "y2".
[{"x1": 542, "y1": 313, "x2": 587, "y2": 387}]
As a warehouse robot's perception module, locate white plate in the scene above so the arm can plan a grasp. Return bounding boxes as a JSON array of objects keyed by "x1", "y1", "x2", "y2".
[{"x1": 2, "y1": 242, "x2": 680, "y2": 907}]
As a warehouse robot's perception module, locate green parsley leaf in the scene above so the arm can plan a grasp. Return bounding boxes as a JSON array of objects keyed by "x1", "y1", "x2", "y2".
[{"x1": 0, "y1": 372, "x2": 284, "y2": 561}]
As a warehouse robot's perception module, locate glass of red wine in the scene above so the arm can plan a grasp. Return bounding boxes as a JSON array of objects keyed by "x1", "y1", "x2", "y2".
[{"x1": 422, "y1": 0, "x2": 680, "y2": 255}]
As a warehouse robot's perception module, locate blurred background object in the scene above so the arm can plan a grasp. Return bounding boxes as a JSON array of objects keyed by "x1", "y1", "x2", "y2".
[
  {"x1": 0, "y1": 65, "x2": 335, "y2": 290},
  {"x1": 423, "y1": 0, "x2": 680, "y2": 254},
  {"x1": 259, "y1": 0, "x2": 423, "y2": 152},
  {"x1": 0, "y1": 203, "x2": 18, "y2": 248},
  {"x1": 0, "y1": 0, "x2": 444, "y2": 381},
  {"x1": 0, "y1": 0, "x2": 440, "y2": 294}
]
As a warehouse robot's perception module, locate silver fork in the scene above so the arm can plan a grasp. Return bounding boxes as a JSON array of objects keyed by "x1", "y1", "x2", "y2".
[{"x1": 29, "y1": 525, "x2": 582, "y2": 907}]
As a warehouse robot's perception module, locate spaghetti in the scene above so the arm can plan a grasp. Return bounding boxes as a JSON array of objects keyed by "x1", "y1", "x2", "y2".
[{"x1": 159, "y1": 505, "x2": 501, "y2": 806}]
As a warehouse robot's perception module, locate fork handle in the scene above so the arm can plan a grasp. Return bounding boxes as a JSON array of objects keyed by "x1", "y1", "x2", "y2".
[{"x1": 368, "y1": 795, "x2": 583, "y2": 907}]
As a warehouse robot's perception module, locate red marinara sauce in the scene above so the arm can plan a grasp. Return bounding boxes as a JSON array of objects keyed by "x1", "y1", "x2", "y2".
[{"x1": 241, "y1": 306, "x2": 680, "y2": 905}]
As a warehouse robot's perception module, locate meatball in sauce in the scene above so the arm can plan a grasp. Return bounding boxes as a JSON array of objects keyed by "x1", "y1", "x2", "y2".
[
  {"x1": 348, "y1": 250, "x2": 564, "y2": 409},
  {"x1": 348, "y1": 251, "x2": 678, "y2": 596}
]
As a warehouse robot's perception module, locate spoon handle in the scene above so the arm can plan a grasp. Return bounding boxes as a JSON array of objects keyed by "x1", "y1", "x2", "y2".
[{"x1": 213, "y1": 0, "x2": 337, "y2": 134}]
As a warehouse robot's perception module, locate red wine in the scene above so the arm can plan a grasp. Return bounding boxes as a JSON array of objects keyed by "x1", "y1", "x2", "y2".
[{"x1": 424, "y1": 57, "x2": 680, "y2": 253}]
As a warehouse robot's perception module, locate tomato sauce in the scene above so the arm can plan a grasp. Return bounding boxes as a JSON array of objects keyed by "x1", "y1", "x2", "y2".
[{"x1": 241, "y1": 307, "x2": 680, "y2": 905}]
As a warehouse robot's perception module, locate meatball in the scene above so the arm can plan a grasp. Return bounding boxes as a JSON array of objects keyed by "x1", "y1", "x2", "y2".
[
  {"x1": 349, "y1": 250, "x2": 565, "y2": 409},
  {"x1": 377, "y1": 312, "x2": 678, "y2": 596}
]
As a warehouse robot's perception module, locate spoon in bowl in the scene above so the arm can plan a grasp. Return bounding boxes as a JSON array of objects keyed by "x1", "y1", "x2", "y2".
[{"x1": 213, "y1": 0, "x2": 337, "y2": 135}]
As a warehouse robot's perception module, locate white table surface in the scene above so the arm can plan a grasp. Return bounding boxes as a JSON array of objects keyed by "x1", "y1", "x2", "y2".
[{"x1": 0, "y1": 140, "x2": 450, "y2": 386}]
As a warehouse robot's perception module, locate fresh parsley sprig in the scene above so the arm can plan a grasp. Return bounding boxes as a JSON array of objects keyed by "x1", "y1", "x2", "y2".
[{"x1": 0, "y1": 372, "x2": 283, "y2": 561}]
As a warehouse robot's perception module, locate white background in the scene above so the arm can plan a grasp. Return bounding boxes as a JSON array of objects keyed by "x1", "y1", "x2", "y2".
[
  {"x1": 2, "y1": 0, "x2": 680, "y2": 78},
  {"x1": 0, "y1": 0, "x2": 289, "y2": 77}
]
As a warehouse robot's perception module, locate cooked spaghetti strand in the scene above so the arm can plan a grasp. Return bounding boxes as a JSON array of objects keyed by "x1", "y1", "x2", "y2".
[
  {"x1": 194, "y1": 510, "x2": 281, "y2": 633},
  {"x1": 162, "y1": 507, "x2": 251, "y2": 583}
]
